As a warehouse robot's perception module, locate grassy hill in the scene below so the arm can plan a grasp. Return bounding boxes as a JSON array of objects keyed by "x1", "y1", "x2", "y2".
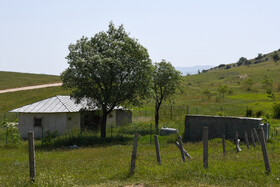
[
  {"x1": 1, "y1": 49, "x2": 280, "y2": 125},
  {"x1": 0, "y1": 71, "x2": 61, "y2": 90},
  {"x1": 0, "y1": 71, "x2": 66, "y2": 118},
  {"x1": 0, "y1": 86, "x2": 70, "y2": 114},
  {"x1": 134, "y1": 49, "x2": 280, "y2": 128}
]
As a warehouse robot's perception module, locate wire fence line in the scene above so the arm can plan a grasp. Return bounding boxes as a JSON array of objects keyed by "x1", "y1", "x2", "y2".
[
  {"x1": 0, "y1": 112, "x2": 18, "y2": 122},
  {"x1": 129, "y1": 130, "x2": 279, "y2": 175},
  {"x1": 0, "y1": 104, "x2": 252, "y2": 123}
]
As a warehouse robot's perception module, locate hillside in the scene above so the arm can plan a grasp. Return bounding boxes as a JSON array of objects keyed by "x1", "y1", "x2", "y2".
[
  {"x1": 177, "y1": 59, "x2": 280, "y2": 117},
  {"x1": 206, "y1": 49, "x2": 280, "y2": 72},
  {"x1": 0, "y1": 86, "x2": 70, "y2": 116},
  {"x1": 1, "y1": 50, "x2": 280, "y2": 126},
  {"x1": 0, "y1": 71, "x2": 61, "y2": 90},
  {"x1": 139, "y1": 50, "x2": 280, "y2": 127}
]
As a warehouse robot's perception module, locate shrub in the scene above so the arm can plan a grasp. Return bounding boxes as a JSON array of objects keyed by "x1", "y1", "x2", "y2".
[
  {"x1": 244, "y1": 60, "x2": 252, "y2": 65},
  {"x1": 244, "y1": 78, "x2": 254, "y2": 91},
  {"x1": 42, "y1": 130, "x2": 58, "y2": 145},
  {"x1": 254, "y1": 60, "x2": 262, "y2": 64},
  {"x1": 265, "y1": 57, "x2": 269, "y2": 61},
  {"x1": 262, "y1": 113, "x2": 271, "y2": 123},
  {"x1": 267, "y1": 93, "x2": 275, "y2": 100},
  {"x1": 273, "y1": 102, "x2": 280, "y2": 119},
  {"x1": 218, "y1": 64, "x2": 225, "y2": 68},
  {"x1": 2, "y1": 122, "x2": 21, "y2": 145},
  {"x1": 255, "y1": 53, "x2": 263, "y2": 60},
  {"x1": 273, "y1": 52, "x2": 279, "y2": 62},
  {"x1": 246, "y1": 108, "x2": 253, "y2": 117},
  {"x1": 225, "y1": 65, "x2": 231, "y2": 69},
  {"x1": 256, "y1": 110, "x2": 263, "y2": 118},
  {"x1": 202, "y1": 89, "x2": 212, "y2": 100},
  {"x1": 237, "y1": 57, "x2": 248, "y2": 66}
]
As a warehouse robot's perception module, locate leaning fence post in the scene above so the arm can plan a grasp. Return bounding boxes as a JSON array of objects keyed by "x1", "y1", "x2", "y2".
[
  {"x1": 178, "y1": 135, "x2": 186, "y2": 163},
  {"x1": 28, "y1": 131, "x2": 36, "y2": 182},
  {"x1": 251, "y1": 130, "x2": 256, "y2": 147},
  {"x1": 222, "y1": 134, "x2": 226, "y2": 155},
  {"x1": 130, "y1": 133, "x2": 139, "y2": 175},
  {"x1": 253, "y1": 128, "x2": 261, "y2": 145},
  {"x1": 175, "y1": 141, "x2": 192, "y2": 159},
  {"x1": 258, "y1": 128, "x2": 271, "y2": 173},
  {"x1": 235, "y1": 131, "x2": 241, "y2": 152},
  {"x1": 244, "y1": 131, "x2": 249, "y2": 150},
  {"x1": 154, "y1": 135, "x2": 161, "y2": 164},
  {"x1": 203, "y1": 127, "x2": 208, "y2": 169}
]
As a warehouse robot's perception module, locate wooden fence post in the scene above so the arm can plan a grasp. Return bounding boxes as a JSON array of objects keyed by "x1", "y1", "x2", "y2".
[
  {"x1": 175, "y1": 141, "x2": 192, "y2": 159},
  {"x1": 28, "y1": 131, "x2": 36, "y2": 182},
  {"x1": 244, "y1": 131, "x2": 249, "y2": 150},
  {"x1": 251, "y1": 130, "x2": 256, "y2": 147},
  {"x1": 253, "y1": 128, "x2": 261, "y2": 145},
  {"x1": 130, "y1": 133, "x2": 139, "y2": 175},
  {"x1": 154, "y1": 135, "x2": 161, "y2": 164},
  {"x1": 203, "y1": 127, "x2": 208, "y2": 169},
  {"x1": 178, "y1": 135, "x2": 186, "y2": 163},
  {"x1": 222, "y1": 134, "x2": 226, "y2": 155},
  {"x1": 235, "y1": 131, "x2": 241, "y2": 152},
  {"x1": 258, "y1": 128, "x2": 271, "y2": 173}
]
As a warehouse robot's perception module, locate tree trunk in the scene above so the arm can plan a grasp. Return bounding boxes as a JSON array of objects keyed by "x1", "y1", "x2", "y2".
[
  {"x1": 100, "y1": 113, "x2": 107, "y2": 138},
  {"x1": 155, "y1": 106, "x2": 159, "y2": 132}
]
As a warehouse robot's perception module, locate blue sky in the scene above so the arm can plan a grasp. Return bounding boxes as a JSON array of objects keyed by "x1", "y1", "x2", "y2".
[{"x1": 0, "y1": 0, "x2": 279, "y2": 75}]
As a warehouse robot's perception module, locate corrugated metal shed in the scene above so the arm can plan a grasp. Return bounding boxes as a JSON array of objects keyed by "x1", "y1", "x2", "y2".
[{"x1": 10, "y1": 95, "x2": 123, "y2": 113}]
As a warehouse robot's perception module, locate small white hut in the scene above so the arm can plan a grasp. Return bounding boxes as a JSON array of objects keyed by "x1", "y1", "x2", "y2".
[{"x1": 10, "y1": 95, "x2": 132, "y2": 139}]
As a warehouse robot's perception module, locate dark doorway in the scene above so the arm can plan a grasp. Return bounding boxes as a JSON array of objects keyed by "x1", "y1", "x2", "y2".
[{"x1": 80, "y1": 111, "x2": 101, "y2": 131}]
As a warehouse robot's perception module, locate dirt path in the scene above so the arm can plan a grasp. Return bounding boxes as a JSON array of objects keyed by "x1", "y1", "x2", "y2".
[{"x1": 0, "y1": 82, "x2": 62, "y2": 94}]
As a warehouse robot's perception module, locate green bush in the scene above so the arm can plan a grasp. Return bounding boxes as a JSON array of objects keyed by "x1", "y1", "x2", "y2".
[
  {"x1": 246, "y1": 108, "x2": 253, "y2": 117},
  {"x1": 42, "y1": 130, "x2": 58, "y2": 145},
  {"x1": 225, "y1": 65, "x2": 231, "y2": 69},
  {"x1": 2, "y1": 121, "x2": 21, "y2": 145},
  {"x1": 256, "y1": 110, "x2": 263, "y2": 118},
  {"x1": 273, "y1": 102, "x2": 280, "y2": 119}
]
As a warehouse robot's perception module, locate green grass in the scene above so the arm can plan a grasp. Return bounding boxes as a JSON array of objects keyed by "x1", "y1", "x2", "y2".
[
  {"x1": 1, "y1": 135, "x2": 280, "y2": 186},
  {"x1": 1, "y1": 50, "x2": 280, "y2": 185},
  {"x1": 0, "y1": 71, "x2": 61, "y2": 90},
  {"x1": 0, "y1": 86, "x2": 70, "y2": 114}
]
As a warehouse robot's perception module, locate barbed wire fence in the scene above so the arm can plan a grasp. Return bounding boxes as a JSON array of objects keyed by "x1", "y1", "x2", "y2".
[{"x1": 129, "y1": 127, "x2": 278, "y2": 176}]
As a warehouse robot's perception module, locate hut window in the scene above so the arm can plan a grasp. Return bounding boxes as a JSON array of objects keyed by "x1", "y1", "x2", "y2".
[{"x1": 34, "y1": 118, "x2": 42, "y2": 127}]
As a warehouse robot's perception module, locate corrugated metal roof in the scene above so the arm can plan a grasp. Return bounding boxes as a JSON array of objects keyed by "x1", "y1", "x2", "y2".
[
  {"x1": 10, "y1": 95, "x2": 125, "y2": 113},
  {"x1": 10, "y1": 95, "x2": 92, "y2": 113}
]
